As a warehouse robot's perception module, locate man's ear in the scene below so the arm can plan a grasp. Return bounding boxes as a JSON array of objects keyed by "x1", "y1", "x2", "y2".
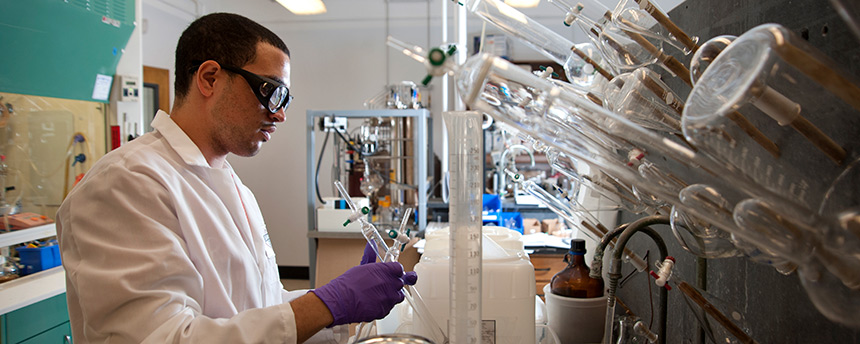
[{"x1": 194, "y1": 60, "x2": 222, "y2": 98}]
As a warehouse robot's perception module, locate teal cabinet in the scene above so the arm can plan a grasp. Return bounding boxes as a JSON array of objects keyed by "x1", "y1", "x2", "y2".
[{"x1": 1, "y1": 294, "x2": 71, "y2": 344}]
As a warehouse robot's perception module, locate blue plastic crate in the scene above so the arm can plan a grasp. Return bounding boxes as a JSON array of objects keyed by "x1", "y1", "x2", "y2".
[
  {"x1": 17, "y1": 246, "x2": 60, "y2": 275},
  {"x1": 482, "y1": 211, "x2": 524, "y2": 233},
  {"x1": 498, "y1": 212, "x2": 524, "y2": 233},
  {"x1": 482, "y1": 194, "x2": 501, "y2": 213}
]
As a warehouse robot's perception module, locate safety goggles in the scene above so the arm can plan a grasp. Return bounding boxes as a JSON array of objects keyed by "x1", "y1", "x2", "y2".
[{"x1": 191, "y1": 60, "x2": 292, "y2": 113}]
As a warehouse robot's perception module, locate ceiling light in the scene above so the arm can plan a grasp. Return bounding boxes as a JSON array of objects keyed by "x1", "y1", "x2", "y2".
[
  {"x1": 275, "y1": 0, "x2": 327, "y2": 15},
  {"x1": 504, "y1": 0, "x2": 540, "y2": 8}
]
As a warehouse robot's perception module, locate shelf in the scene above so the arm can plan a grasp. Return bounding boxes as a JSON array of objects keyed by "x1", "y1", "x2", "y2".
[
  {"x1": 0, "y1": 223, "x2": 57, "y2": 248},
  {"x1": 0, "y1": 266, "x2": 66, "y2": 315}
]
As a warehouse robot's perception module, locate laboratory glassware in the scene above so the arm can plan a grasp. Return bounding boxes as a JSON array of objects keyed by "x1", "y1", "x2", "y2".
[
  {"x1": 550, "y1": 238, "x2": 604, "y2": 298},
  {"x1": 552, "y1": 0, "x2": 779, "y2": 157},
  {"x1": 829, "y1": 0, "x2": 860, "y2": 42},
  {"x1": 689, "y1": 35, "x2": 735, "y2": 85},
  {"x1": 505, "y1": 169, "x2": 650, "y2": 274},
  {"x1": 359, "y1": 162, "x2": 385, "y2": 197},
  {"x1": 545, "y1": 148, "x2": 651, "y2": 214},
  {"x1": 650, "y1": 258, "x2": 759, "y2": 344},
  {"x1": 684, "y1": 23, "x2": 860, "y2": 215},
  {"x1": 440, "y1": 46, "x2": 860, "y2": 328},
  {"x1": 333, "y1": 181, "x2": 448, "y2": 342},
  {"x1": 353, "y1": 334, "x2": 435, "y2": 344},
  {"x1": 688, "y1": 33, "x2": 845, "y2": 164},
  {"x1": 610, "y1": 0, "x2": 699, "y2": 54},
  {"x1": 457, "y1": 0, "x2": 613, "y2": 93},
  {"x1": 444, "y1": 111, "x2": 483, "y2": 344},
  {"x1": 733, "y1": 198, "x2": 860, "y2": 327},
  {"x1": 551, "y1": 0, "x2": 687, "y2": 80},
  {"x1": 395, "y1": 36, "x2": 850, "y2": 317},
  {"x1": 614, "y1": 314, "x2": 656, "y2": 343},
  {"x1": 602, "y1": 67, "x2": 685, "y2": 136},
  {"x1": 448, "y1": 51, "x2": 829, "y2": 284}
]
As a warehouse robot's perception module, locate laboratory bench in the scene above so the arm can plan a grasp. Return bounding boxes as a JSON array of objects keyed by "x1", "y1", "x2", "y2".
[{"x1": 0, "y1": 224, "x2": 71, "y2": 344}]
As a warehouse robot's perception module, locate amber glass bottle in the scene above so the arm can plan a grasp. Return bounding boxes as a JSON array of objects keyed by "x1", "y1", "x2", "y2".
[{"x1": 550, "y1": 239, "x2": 605, "y2": 298}]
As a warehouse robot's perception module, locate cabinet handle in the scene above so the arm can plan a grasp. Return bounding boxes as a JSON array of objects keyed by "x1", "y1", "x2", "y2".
[
  {"x1": 64, "y1": 335, "x2": 72, "y2": 344},
  {"x1": 535, "y1": 267, "x2": 551, "y2": 272}
]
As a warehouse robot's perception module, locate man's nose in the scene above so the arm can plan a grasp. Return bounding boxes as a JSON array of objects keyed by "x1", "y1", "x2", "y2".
[{"x1": 270, "y1": 107, "x2": 286, "y2": 122}]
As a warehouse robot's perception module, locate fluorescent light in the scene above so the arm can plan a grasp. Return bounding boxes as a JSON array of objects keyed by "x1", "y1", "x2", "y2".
[
  {"x1": 504, "y1": 0, "x2": 540, "y2": 7},
  {"x1": 275, "y1": 0, "x2": 327, "y2": 15}
]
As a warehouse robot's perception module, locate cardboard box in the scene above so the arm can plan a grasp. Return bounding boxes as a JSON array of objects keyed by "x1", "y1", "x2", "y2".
[
  {"x1": 542, "y1": 218, "x2": 563, "y2": 235},
  {"x1": 523, "y1": 218, "x2": 542, "y2": 234}
]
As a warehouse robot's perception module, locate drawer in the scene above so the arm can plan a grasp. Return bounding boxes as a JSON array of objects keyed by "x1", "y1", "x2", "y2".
[
  {"x1": 531, "y1": 255, "x2": 567, "y2": 282},
  {"x1": 19, "y1": 322, "x2": 71, "y2": 344},
  {"x1": 2, "y1": 294, "x2": 69, "y2": 344}
]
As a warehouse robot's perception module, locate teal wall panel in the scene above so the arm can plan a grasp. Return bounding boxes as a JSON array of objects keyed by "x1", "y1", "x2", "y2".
[{"x1": 0, "y1": 0, "x2": 136, "y2": 103}]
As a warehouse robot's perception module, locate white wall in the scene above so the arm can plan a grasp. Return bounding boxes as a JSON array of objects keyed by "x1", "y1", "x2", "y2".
[
  {"x1": 141, "y1": 0, "x2": 198, "y2": 110},
  {"x1": 113, "y1": 0, "x2": 145, "y2": 142},
  {"x1": 140, "y1": 0, "x2": 684, "y2": 267}
]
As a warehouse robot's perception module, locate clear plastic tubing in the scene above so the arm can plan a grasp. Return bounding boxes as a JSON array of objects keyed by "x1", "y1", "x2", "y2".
[{"x1": 445, "y1": 111, "x2": 484, "y2": 344}]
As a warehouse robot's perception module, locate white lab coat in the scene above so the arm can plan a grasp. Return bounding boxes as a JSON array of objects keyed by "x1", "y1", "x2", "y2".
[{"x1": 57, "y1": 111, "x2": 347, "y2": 343}]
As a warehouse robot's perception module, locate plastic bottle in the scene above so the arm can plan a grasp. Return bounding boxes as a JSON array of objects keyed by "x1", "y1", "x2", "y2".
[
  {"x1": 550, "y1": 238, "x2": 605, "y2": 298},
  {"x1": 378, "y1": 196, "x2": 392, "y2": 224}
]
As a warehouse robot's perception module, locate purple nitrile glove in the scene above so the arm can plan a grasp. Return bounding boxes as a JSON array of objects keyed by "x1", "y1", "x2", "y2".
[
  {"x1": 361, "y1": 242, "x2": 377, "y2": 265},
  {"x1": 360, "y1": 242, "x2": 417, "y2": 287},
  {"x1": 311, "y1": 262, "x2": 418, "y2": 326}
]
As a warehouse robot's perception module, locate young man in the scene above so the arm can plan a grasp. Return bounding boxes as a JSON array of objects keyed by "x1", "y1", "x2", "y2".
[{"x1": 57, "y1": 13, "x2": 415, "y2": 343}]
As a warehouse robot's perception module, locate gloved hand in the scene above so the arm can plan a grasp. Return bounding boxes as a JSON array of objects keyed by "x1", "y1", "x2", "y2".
[
  {"x1": 361, "y1": 242, "x2": 379, "y2": 265},
  {"x1": 311, "y1": 244, "x2": 418, "y2": 326}
]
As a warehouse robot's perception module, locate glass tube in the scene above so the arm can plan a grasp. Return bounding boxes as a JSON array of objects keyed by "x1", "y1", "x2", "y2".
[
  {"x1": 449, "y1": 50, "x2": 860, "y2": 328},
  {"x1": 461, "y1": 0, "x2": 612, "y2": 91},
  {"x1": 610, "y1": 0, "x2": 699, "y2": 54},
  {"x1": 602, "y1": 67, "x2": 684, "y2": 136},
  {"x1": 452, "y1": 52, "x2": 813, "y2": 271}
]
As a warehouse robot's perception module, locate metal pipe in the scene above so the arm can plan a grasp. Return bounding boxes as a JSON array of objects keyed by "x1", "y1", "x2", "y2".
[{"x1": 607, "y1": 215, "x2": 670, "y2": 344}]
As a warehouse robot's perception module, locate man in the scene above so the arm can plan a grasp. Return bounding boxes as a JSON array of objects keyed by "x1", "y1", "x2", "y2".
[{"x1": 57, "y1": 13, "x2": 416, "y2": 343}]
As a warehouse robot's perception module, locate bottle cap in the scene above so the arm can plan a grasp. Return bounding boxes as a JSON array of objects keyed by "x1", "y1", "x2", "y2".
[{"x1": 569, "y1": 238, "x2": 586, "y2": 254}]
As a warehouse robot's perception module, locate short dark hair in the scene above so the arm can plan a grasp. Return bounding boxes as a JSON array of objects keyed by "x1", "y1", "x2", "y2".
[{"x1": 174, "y1": 13, "x2": 290, "y2": 103}]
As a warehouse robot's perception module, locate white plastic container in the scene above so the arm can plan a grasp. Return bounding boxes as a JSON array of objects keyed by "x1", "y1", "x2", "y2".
[
  {"x1": 412, "y1": 226, "x2": 536, "y2": 344},
  {"x1": 543, "y1": 284, "x2": 607, "y2": 344}
]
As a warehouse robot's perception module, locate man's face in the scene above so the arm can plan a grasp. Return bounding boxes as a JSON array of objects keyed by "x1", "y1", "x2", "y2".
[{"x1": 212, "y1": 42, "x2": 291, "y2": 158}]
